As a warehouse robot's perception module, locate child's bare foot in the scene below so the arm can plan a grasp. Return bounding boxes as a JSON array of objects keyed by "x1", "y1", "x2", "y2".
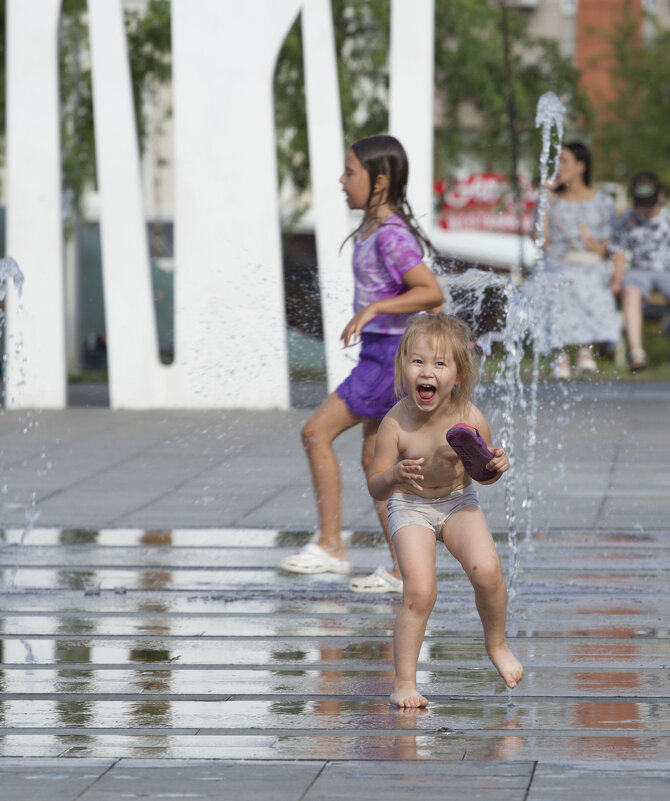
[
  {"x1": 486, "y1": 643, "x2": 524, "y2": 689},
  {"x1": 389, "y1": 680, "x2": 429, "y2": 708}
]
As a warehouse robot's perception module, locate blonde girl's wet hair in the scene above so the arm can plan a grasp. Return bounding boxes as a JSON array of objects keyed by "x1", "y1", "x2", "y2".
[{"x1": 394, "y1": 313, "x2": 475, "y2": 410}]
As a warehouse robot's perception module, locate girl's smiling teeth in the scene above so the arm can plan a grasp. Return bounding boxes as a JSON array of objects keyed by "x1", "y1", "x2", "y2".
[{"x1": 417, "y1": 384, "x2": 436, "y2": 402}]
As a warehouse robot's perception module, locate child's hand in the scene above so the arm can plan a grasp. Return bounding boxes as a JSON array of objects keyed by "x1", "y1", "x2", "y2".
[
  {"x1": 486, "y1": 448, "x2": 509, "y2": 476},
  {"x1": 341, "y1": 304, "x2": 379, "y2": 347},
  {"x1": 395, "y1": 458, "x2": 425, "y2": 492},
  {"x1": 581, "y1": 233, "x2": 606, "y2": 257}
]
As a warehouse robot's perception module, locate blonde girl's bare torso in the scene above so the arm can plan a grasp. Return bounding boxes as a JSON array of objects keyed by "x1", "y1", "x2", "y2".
[{"x1": 387, "y1": 399, "x2": 491, "y2": 498}]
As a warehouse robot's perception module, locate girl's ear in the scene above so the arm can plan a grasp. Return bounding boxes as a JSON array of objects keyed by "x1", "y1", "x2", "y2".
[{"x1": 373, "y1": 173, "x2": 389, "y2": 198}]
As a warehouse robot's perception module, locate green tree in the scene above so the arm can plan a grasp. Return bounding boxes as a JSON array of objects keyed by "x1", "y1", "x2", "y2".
[
  {"x1": 274, "y1": 0, "x2": 390, "y2": 223},
  {"x1": 591, "y1": 1, "x2": 670, "y2": 186},
  {"x1": 125, "y1": 0, "x2": 172, "y2": 153},
  {"x1": 0, "y1": 0, "x2": 171, "y2": 227},
  {"x1": 273, "y1": 0, "x2": 589, "y2": 224},
  {"x1": 59, "y1": 0, "x2": 96, "y2": 230},
  {"x1": 59, "y1": 0, "x2": 171, "y2": 230},
  {"x1": 433, "y1": 0, "x2": 590, "y2": 181},
  {"x1": 1, "y1": 1, "x2": 593, "y2": 220}
]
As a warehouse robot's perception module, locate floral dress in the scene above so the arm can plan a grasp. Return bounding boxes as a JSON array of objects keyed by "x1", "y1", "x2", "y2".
[{"x1": 529, "y1": 191, "x2": 620, "y2": 352}]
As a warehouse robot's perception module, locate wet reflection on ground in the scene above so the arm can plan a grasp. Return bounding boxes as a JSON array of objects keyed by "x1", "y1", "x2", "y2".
[{"x1": 0, "y1": 527, "x2": 669, "y2": 761}]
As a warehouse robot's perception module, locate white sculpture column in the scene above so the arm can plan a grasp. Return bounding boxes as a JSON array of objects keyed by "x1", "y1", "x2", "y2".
[
  {"x1": 302, "y1": 0, "x2": 356, "y2": 392},
  {"x1": 89, "y1": 0, "x2": 300, "y2": 409},
  {"x1": 5, "y1": 0, "x2": 66, "y2": 408},
  {"x1": 170, "y1": 0, "x2": 300, "y2": 409},
  {"x1": 389, "y1": 0, "x2": 435, "y2": 231},
  {"x1": 3, "y1": 0, "x2": 438, "y2": 410},
  {"x1": 88, "y1": 0, "x2": 169, "y2": 408}
]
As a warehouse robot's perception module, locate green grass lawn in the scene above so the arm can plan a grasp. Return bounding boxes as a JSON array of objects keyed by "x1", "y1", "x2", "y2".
[{"x1": 478, "y1": 318, "x2": 670, "y2": 382}]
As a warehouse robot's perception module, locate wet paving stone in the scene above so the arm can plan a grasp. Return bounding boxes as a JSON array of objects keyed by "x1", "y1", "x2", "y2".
[
  {"x1": 0, "y1": 525, "x2": 669, "y2": 791},
  {"x1": 1, "y1": 389, "x2": 669, "y2": 796}
]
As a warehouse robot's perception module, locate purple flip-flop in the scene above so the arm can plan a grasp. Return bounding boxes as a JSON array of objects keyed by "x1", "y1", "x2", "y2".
[{"x1": 446, "y1": 423, "x2": 498, "y2": 482}]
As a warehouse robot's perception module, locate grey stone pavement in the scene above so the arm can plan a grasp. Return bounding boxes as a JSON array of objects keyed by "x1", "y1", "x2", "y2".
[{"x1": 0, "y1": 379, "x2": 669, "y2": 799}]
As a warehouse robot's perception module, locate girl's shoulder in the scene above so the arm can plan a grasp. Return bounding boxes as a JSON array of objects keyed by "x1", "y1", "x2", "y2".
[
  {"x1": 375, "y1": 214, "x2": 422, "y2": 259},
  {"x1": 356, "y1": 214, "x2": 404, "y2": 245},
  {"x1": 377, "y1": 403, "x2": 406, "y2": 441},
  {"x1": 460, "y1": 401, "x2": 487, "y2": 428},
  {"x1": 376, "y1": 213, "x2": 413, "y2": 241},
  {"x1": 385, "y1": 397, "x2": 408, "y2": 424}
]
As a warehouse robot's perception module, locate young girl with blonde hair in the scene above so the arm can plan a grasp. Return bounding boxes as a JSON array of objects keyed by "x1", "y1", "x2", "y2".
[{"x1": 367, "y1": 312, "x2": 523, "y2": 706}]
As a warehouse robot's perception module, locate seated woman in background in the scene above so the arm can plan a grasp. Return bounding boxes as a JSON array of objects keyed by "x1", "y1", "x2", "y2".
[{"x1": 534, "y1": 141, "x2": 619, "y2": 379}]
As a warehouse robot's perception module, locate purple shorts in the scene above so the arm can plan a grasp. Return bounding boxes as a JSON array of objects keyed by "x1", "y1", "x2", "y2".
[{"x1": 336, "y1": 332, "x2": 402, "y2": 420}]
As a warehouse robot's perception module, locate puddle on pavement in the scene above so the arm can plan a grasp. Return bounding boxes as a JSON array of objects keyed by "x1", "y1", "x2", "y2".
[{"x1": 0, "y1": 527, "x2": 668, "y2": 761}]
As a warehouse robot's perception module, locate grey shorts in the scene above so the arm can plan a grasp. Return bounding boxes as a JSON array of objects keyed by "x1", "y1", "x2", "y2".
[
  {"x1": 387, "y1": 485, "x2": 480, "y2": 540},
  {"x1": 622, "y1": 270, "x2": 670, "y2": 301}
]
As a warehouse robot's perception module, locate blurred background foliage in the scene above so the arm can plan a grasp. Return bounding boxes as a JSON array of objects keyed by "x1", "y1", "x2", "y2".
[
  {"x1": 0, "y1": 0, "x2": 668, "y2": 224},
  {"x1": 0, "y1": 0, "x2": 171, "y2": 233},
  {"x1": 591, "y1": 1, "x2": 670, "y2": 187},
  {"x1": 273, "y1": 0, "x2": 590, "y2": 220}
]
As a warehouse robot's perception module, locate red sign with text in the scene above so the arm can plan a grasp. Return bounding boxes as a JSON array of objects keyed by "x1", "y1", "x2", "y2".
[{"x1": 436, "y1": 172, "x2": 537, "y2": 234}]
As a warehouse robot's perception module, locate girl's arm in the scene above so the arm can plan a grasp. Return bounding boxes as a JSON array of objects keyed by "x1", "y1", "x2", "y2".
[
  {"x1": 341, "y1": 263, "x2": 443, "y2": 346},
  {"x1": 367, "y1": 416, "x2": 425, "y2": 501}
]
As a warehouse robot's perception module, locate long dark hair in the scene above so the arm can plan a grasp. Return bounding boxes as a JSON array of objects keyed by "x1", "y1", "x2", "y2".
[
  {"x1": 342, "y1": 134, "x2": 436, "y2": 257},
  {"x1": 556, "y1": 140, "x2": 592, "y2": 192}
]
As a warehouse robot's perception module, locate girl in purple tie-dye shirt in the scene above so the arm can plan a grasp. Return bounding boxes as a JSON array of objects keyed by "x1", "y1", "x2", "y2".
[{"x1": 280, "y1": 135, "x2": 443, "y2": 592}]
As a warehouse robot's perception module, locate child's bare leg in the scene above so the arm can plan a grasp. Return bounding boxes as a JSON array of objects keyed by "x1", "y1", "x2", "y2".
[
  {"x1": 362, "y1": 419, "x2": 400, "y2": 577},
  {"x1": 301, "y1": 393, "x2": 361, "y2": 556},
  {"x1": 442, "y1": 507, "x2": 524, "y2": 689},
  {"x1": 622, "y1": 285, "x2": 644, "y2": 352},
  {"x1": 374, "y1": 499, "x2": 401, "y2": 578},
  {"x1": 389, "y1": 526, "x2": 436, "y2": 707}
]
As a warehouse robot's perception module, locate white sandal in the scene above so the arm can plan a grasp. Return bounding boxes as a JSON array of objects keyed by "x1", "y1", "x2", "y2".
[
  {"x1": 629, "y1": 348, "x2": 647, "y2": 372},
  {"x1": 575, "y1": 346, "x2": 597, "y2": 376},
  {"x1": 349, "y1": 566, "x2": 403, "y2": 594},
  {"x1": 553, "y1": 351, "x2": 572, "y2": 380},
  {"x1": 279, "y1": 543, "x2": 351, "y2": 575}
]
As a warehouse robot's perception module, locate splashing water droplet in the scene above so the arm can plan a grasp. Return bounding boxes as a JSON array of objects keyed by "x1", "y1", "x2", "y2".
[
  {"x1": 439, "y1": 93, "x2": 567, "y2": 606},
  {"x1": 0, "y1": 257, "x2": 24, "y2": 300}
]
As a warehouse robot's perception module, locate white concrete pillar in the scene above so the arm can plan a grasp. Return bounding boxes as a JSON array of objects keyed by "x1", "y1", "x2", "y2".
[
  {"x1": 389, "y1": 0, "x2": 435, "y2": 231},
  {"x1": 5, "y1": 0, "x2": 66, "y2": 408},
  {"x1": 170, "y1": 0, "x2": 299, "y2": 409},
  {"x1": 4, "y1": 0, "x2": 439, "y2": 410},
  {"x1": 302, "y1": 0, "x2": 356, "y2": 391},
  {"x1": 88, "y1": 0, "x2": 170, "y2": 408}
]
